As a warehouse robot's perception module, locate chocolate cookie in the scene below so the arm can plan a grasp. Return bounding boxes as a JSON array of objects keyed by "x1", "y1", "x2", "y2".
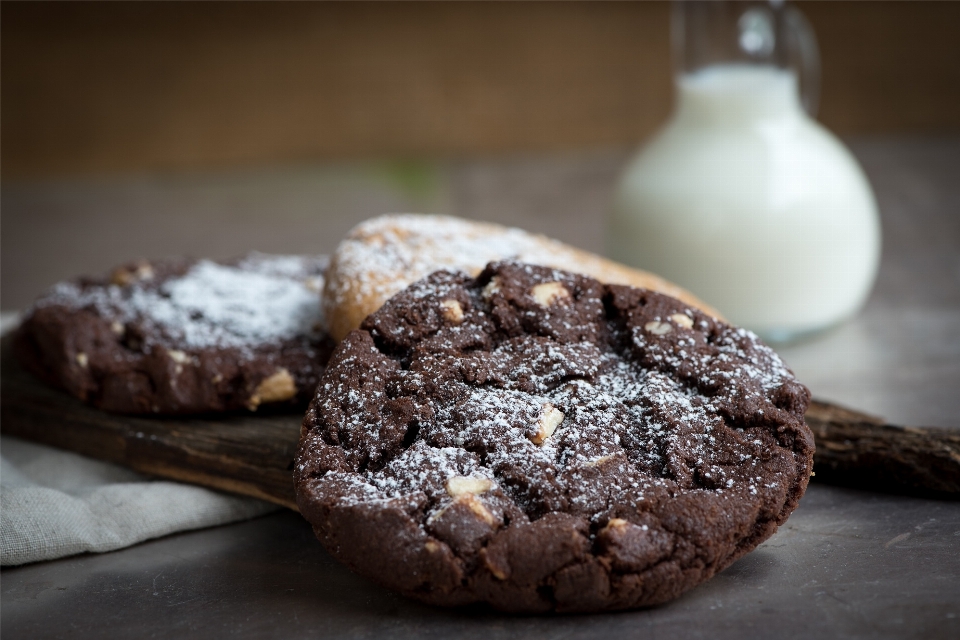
[
  {"x1": 14, "y1": 253, "x2": 334, "y2": 415},
  {"x1": 295, "y1": 262, "x2": 814, "y2": 612}
]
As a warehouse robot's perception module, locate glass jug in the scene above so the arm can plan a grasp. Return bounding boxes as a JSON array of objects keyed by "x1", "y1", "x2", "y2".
[{"x1": 607, "y1": 0, "x2": 881, "y2": 343}]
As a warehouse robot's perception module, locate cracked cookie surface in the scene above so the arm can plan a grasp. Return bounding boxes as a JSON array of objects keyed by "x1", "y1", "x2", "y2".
[{"x1": 296, "y1": 261, "x2": 814, "y2": 612}]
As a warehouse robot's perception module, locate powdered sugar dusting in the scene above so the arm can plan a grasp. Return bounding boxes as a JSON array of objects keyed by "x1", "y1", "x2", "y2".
[
  {"x1": 37, "y1": 254, "x2": 326, "y2": 351},
  {"x1": 302, "y1": 262, "x2": 808, "y2": 526},
  {"x1": 148, "y1": 261, "x2": 320, "y2": 348},
  {"x1": 324, "y1": 214, "x2": 657, "y2": 333},
  {"x1": 327, "y1": 215, "x2": 570, "y2": 305}
]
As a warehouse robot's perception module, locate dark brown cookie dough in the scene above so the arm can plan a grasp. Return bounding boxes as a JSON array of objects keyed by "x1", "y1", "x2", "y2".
[
  {"x1": 295, "y1": 261, "x2": 814, "y2": 612},
  {"x1": 14, "y1": 253, "x2": 334, "y2": 415}
]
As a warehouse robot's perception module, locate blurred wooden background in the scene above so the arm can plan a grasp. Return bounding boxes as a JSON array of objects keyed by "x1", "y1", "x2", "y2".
[{"x1": 3, "y1": 1, "x2": 959, "y2": 180}]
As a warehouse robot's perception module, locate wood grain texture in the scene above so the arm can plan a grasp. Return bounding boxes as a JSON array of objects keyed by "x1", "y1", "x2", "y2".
[
  {"x1": 806, "y1": 402, "x2": 960, "y2": 499},
  {"x1": 0, "y1": 336, "x2": 301, "y2": 510},
  {"x1": 3, "y1": 2, "x2": 958, "y2": 179},
  {"x1": 3, "y1": 336, "x2": 957, "y2": 505}
]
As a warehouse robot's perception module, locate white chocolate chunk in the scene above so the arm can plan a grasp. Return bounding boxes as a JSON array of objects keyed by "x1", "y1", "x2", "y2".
[
  {"x1": 644, "y1": 321, "x2": 673, "y2": 335},
  {"x1": 441, "y1": 299, "x2": 464, "y2": 323},
  {"x1": 167, "y1": 349, "x2": 193, "y2": 375},
  {"x1": 247, "y1": 368, "x2": 297, "y2": 410},
  {"x1": 530, "y1": 403, "x2": 564, "y2": 445},
  {"x1": 446, "y1": 475, "x2": 493, "y2": 497},
  {"x1": 428, "y1": 492, "x2": 498, "y2": 527},
  {"x1": 463, "y1": 494, "x2": 499, "y2": 526},
  {"x1": 604, "y1": 518, "x2": 629, "y2": 532},
  {"x1": 530, "y1": 281, "x2": 570, "y2": 307},
  {"x1": 586, "y1": 454, "x2": 616, "y2": 468},
  {"x1": 167, "y1": 349, "x2": 190, "y2": 365},
  {"x1": 482, "y1": 276, "x2": 502, "y2": 299},
  {"x1": 75, "y1": 352, "x2": 88, "y2": 368},
  {"x1": 670, "y1": 313, "x2": 694, "y2": 328}
]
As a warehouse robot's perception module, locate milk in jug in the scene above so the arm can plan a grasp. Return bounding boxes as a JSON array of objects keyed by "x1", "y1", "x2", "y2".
[{"x1": 608, "y1": 1, "x2": 881, "y2": 342}]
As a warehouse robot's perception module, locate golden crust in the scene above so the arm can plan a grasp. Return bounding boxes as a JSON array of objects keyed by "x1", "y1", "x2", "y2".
[{"x1": 323, "y1": 214, "x2": 722, "y2": 341}]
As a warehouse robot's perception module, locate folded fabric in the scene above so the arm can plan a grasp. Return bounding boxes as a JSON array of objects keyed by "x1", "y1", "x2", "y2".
[
  {"x1": 0, "y1": 312, "x2": 278, "y2": 566},
  {"x1": 0, "y1": 436, "x2": 279, "y2": 566}
]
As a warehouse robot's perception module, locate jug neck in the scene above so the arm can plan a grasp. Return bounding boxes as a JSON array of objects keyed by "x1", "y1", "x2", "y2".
[{"x1": 673, "y1": 64, "x2": 806, "y2": 125}]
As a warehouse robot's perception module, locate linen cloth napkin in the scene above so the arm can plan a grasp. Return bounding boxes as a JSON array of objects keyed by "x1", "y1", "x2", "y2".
[{"x1": 0, "y1": 313, "x2": 279, "y2": 566}]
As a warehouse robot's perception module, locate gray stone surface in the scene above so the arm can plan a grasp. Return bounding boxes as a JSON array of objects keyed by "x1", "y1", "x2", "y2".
[{"x1": 2, "y1": 488, "x2": 958, "y2": 639}]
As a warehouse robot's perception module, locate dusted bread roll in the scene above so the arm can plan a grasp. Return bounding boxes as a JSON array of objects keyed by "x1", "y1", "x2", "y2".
[{"x1": 323, "y1": 214, "x2": 722, "y2": 341}]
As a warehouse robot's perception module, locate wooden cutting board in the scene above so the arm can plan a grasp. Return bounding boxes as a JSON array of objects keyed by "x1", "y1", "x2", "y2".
[
  {"x1": 2, "y1": 336, "x2": 957, "y2": 507},
  {"x1": 0, "y1": 336, "x2": 301, "y2": 509}
]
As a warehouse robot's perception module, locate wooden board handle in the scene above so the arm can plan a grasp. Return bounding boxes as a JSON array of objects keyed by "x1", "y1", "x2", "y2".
[{"x1": 806, "y1": 400, "x2": 960, "y2": 498}]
